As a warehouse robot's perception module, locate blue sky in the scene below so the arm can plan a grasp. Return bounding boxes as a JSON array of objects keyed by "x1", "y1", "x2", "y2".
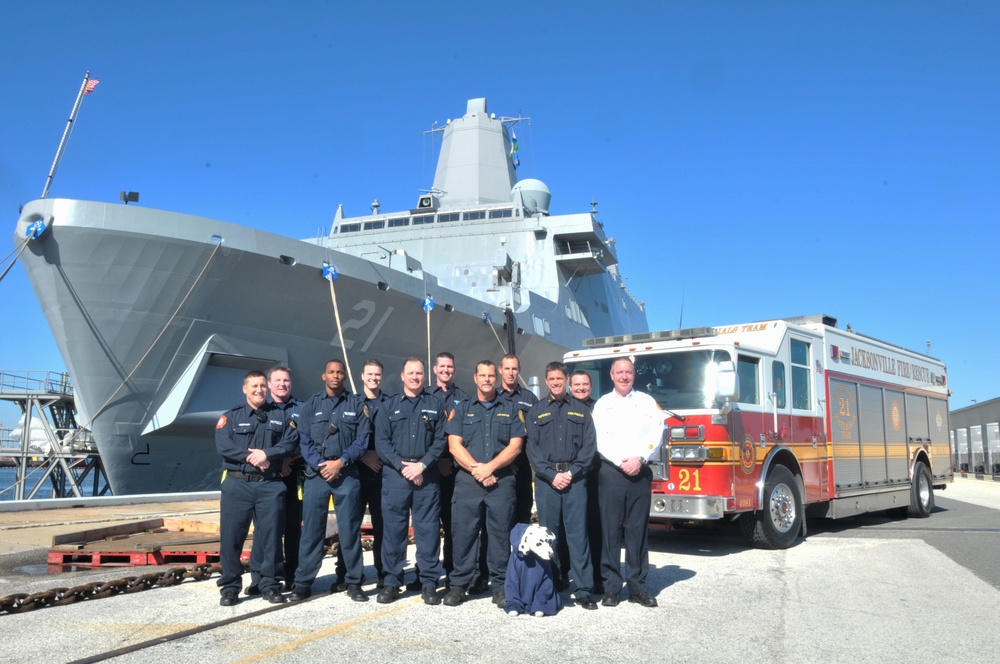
[{"x1": 1, "y1": 1, "x2": 998, "y2": 429}]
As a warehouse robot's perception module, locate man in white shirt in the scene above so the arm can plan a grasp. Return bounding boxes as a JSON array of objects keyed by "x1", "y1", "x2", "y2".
[{"x1": 592, "y1": 357, "x2": 664, "y2": 608}]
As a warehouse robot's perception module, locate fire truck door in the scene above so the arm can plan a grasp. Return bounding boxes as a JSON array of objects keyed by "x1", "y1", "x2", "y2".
[{"x1": 768, "y1": 358, "x2": 789, "y2": 441}]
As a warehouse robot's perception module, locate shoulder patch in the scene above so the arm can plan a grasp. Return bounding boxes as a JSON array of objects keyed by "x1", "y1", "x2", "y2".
[
  {"x1": 289, "y1": 420, "x2": 297, "y2": 429},
  {"x1": 216, "y1": 415, "x2": 227, "y2": 429},
  {"x1": 448, "y1": 408, "x2": 456, "y2": 422},
  {"x1": 363, "y1": 404, "x2": 370, "y2": 418},
  {"x1": 518, "y1": 410, "x2": 525, "y2": 423}
]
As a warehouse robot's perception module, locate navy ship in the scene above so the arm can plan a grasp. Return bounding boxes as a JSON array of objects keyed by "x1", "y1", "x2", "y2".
[{"x1": 14, "y1": 98, "x2": 648, "y2": 494}]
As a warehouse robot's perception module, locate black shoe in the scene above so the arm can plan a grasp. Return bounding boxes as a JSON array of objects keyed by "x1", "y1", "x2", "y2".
[
  {"x1": 346, "y1": 585, "x2": 368, "y2": 602},
  {"x1": 576, "y1": 596, "x2": 598, "y2": 610},
  {"x1": 421, "y1": 588, "x2": 441, "y2": 605},
  {"x1": 288, "y1": 587, "x2": 312, "y2": 602},
  {"x1": 627, "y1": 592, "x2": 658, "y2": 608},
  {"x1": 442, "y1": 587, "x2": 465, "y2": 606},
  {"x1": 405, "y1": 579, "x2": 422, "y2": 592},
  {"x1": 492, "y1": 590, "x2": 506, "y2": 608},
  {"x1": 469, "y1": 576, "x2": 489, "y2": 595},
  {"x1": 264, "y1": 588, "x2": 287, "y2": 604},
  {"x1": 244, "y1": 583, "x2": 261, "y2": 597},
  {"x1": 601, "y1": 592, "x2": 620, "y2": 607},
  {"x1": 220, "y1": 591, "x2": 239, "y2": 607},
  {"x1": 376, "y1": 586, "x2": 400, "y2": 604},
  {"x1": 329, "y1": 579, "x2": 347, "y2": 594}
]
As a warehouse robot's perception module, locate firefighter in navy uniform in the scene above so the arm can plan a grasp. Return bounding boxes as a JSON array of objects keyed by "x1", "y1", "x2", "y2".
[
  {"x1": 441, "y1": 360, "x2": 524, "y2": 608},
  {"x1": 245, "y1": 366, "x2": 302, "y2": 597},
  {"x1": 215, "y1": 370, "x2": 299, "y2": 607},
  {"x1": 569, "y1": 369, "x2": 601, "y2": 594},
  {"x1": 289, "y1": 359, "x2": 370, "y2": 603},
  {"x1": 490, "y1": 353, "x2": 539, "y2": 595},
  {"x1": 498, "y1": 353, "x2": 539, "y2": 526},
  {"x1": 526, "y1": 362, "x2": 598, "y2": 610},
  {"x1": 422, "y1": 352, "x2": 469, "y2": 590},
  {"x1": 332, "y1": 358, "x2": 391, "y2": 589},
  {"x1": 375, "y1": 357, "x2": 448, "y2": 606}
]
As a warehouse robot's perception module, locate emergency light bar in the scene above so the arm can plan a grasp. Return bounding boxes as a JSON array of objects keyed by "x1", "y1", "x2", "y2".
[{"x1": 583, "y1": 326, "x2": 717, "y2": 349}]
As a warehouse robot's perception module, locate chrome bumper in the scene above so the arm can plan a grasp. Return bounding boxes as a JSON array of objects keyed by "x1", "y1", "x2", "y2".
[{"x1": 649, "y1": 494, "x2": 726, "y2": 520}]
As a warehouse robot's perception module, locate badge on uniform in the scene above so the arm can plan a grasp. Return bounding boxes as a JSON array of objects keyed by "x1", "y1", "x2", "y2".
[{"x1": 216, "y1": 415, "x2": 227, "y2": 429}]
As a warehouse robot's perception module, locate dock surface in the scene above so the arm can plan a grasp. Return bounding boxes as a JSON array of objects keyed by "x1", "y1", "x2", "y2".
[{"x1": 1, "y1": 480, "x2": 998, "y2": 663}]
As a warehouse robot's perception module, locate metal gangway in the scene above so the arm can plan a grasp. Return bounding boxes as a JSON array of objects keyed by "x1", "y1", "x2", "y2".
[{"x1": 0, "y1": 370, "x2": 111, "y2": 500}]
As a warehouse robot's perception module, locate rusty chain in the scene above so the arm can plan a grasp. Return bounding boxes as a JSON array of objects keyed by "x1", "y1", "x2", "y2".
[{"x1": 0, "y1": 562, "x2": 223, "y2": 615}]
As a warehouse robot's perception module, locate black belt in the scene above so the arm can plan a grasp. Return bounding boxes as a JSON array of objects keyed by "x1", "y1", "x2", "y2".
[
  {"x1": 323, "y1": 455, "x2": 341, "y2": 461},
  {"x1": 228, "y1": 470, "x2": 277, "y2": 482},
  {"x1": 553, "y1": 462, "x2": 571, "y2": 472}
]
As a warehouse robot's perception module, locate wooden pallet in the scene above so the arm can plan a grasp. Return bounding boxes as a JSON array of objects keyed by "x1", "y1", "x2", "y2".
[{"x1": 48, "y1": 518, "x2": 237, "y2": 567}]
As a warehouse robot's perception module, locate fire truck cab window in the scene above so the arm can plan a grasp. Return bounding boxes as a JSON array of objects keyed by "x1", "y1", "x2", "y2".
[
  {"x1": 632, "y1": 351, "x2": 733, "y2": 409},
  {"x1": 771, "y1": 361, "x2": 786, "y2": 409},
  {"x1": 571, "y1": 350, "x2": 732, "y2": 410},
  {"x1": 791, "y1": 339, "x2": 811, "y2": 410},
  {"x1": 737, "y1": 356, "x2": 760, "y2": 405}
]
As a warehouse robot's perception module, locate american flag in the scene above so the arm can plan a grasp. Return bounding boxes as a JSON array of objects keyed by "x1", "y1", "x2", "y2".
[{"x1": 84, "y1": 79, "x2": 100, "y2": 94}]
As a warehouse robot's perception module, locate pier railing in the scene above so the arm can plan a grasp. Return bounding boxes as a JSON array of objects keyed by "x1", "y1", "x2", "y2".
[
  {"x1": 0, "y1": 370, "x2": 109, "y2": 499},
  {"x1": 0, "y1": 370, "x2": 74, "y2": 397},
  {"x1": 0, "y1": 426, "x2": 15, "y2": 453}
]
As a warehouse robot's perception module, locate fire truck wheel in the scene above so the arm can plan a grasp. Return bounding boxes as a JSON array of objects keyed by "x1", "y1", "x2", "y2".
[
  {"x1": 739, "y1": 465, "x2": 802, "y2": 550},
  {"x1": 907, "y1": 461, "x2": 934, "y2": 518}
]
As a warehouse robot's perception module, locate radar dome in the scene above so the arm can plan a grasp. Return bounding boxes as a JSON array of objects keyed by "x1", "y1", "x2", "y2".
[{"x1": 511, "y1": 179, "x2": 551, "y2": 216}]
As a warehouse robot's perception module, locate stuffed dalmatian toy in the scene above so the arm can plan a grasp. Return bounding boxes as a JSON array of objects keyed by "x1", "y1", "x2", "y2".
[{"x1": 504, "y1": 523, "x2": 561, "y2": 616}]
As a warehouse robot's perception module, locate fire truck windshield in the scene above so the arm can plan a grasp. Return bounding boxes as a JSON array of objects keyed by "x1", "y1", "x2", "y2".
[{"x1": 571, "y1": 349, "x2": 733, "y2": 410}]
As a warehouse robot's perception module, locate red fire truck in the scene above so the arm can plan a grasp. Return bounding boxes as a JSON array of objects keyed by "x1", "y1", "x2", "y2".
[{"x1": 565, "y1": 315, "x2": 952, "y2": 549}]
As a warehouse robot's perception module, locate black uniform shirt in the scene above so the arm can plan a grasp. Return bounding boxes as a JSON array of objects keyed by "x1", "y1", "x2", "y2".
[
  {"x1": 215, "y1": 402, "x2": 299, "y2": 474},
  {"x1": 270, "y1": 396, "x2": 303, "y2": 471},
  {"x1": 375, "y1": 393, "x2": 447, "y2": 471},
  {"x1": 424, "y1": 383, "x2": 469, "y2": 409},
  {"x1": 296, "y1": 390, "x2": 370, "y2": 472},
  {"x1": 525, "y1": 395, "x2": 597, "y2": 485},
  {"x1": 445, "y1": 394, "x2": 525, "y2": 466},
  {"x1": 499, "y1": 384, "x2": 538, "y2": 415},
  {"x1": 364, "y1": 391, "x2": 391, "y2": 450},
  {"x1": 424, "y1": 384, "x2": 468, "y2": 461}
]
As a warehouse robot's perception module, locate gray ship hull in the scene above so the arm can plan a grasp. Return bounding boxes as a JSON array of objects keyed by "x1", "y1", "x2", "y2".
[{"x1": 15, "y1": 199, "x2": 576, "y2": 493}]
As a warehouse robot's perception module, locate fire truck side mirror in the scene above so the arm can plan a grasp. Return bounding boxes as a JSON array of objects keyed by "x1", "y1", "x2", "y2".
[{"x1": 715, "y1": 360, "x2": 740, "y2": 404}]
